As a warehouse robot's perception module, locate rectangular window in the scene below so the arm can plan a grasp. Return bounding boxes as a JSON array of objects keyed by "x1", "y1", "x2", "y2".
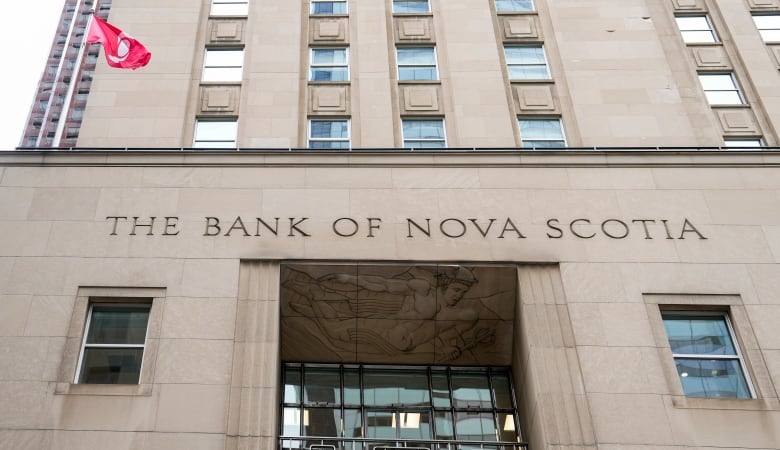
[
  {"x1": 724, "y1": 138, "x2": 763, "y2": 148},
  {"x1": 203, "y1": 48, "x2": 244, "y2": 82},
  {"x1": 310, "y1": 48, "x2": 349, "y2": 81},
  {"x1": 393, "y1": 0, "x2": 430, "y2": 14},
  {"x1": 752, "y1": 15, "x2": 780, "y2": 42},
  {"x1": 76, "y1": 304, "x2": 151, "y2": 384},
  {"x1": 495, "y1": 0, "x2": 534, "y2": 12},
  {"x1": 662, "y1": 313, "x2": 753, "y2": 399},
  {"x1": 311, "y1": 0, "x2": 347, "y2": 15},
  {"x1": 698, "y1": 73, "x2": 744, "y2": 105},
  {"x1": 402, "y1": 119, "x2": 446, "y2": 148},
  {"x1": 397, "y1": 47, "x2": 438, "y2": 81},
  {"x1": 308, "y1": 119, "x2": 350, "y2": 149},
  {"x1": 518, "y1": 118, "x2": 565, "y2": 148},
  {"x1": 505, "y1": 45, "x2": 550, "y2": 80},
  {"x1": 675, "y1": 15, "x2": 718, "y2": 43},
  {"x1": 194, "y1": 119, "x2": 238, "y2": 148},
  {"x1": 210, "y1": 0, "x2": 249, "y2": 16}
]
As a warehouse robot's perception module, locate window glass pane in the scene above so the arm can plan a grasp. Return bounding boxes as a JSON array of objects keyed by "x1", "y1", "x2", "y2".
[
  {"x1": 311, "y1": 120, "x2": 349, "y2": 139},
  {"x1": 403, "y1": 120, "x2": 444, "y2": 140},
  {"x1": 305, "y1": 367, "x2": 342, "y2": 404},
  {"x1": 344, "y1": 368, "x2": 360, "y2": 405},
  {"x1": 285, "y1": 366, "x2": 302, "y2": 404},
  {"x1": 491, "y1": 372, "x2": 513, "y2": 409},
  {"x1": 505, "y1": 46, "x2": 546, "y2": 64},
  {"x1": 674, "y1": 358, "x2": 751, "y2": 398},
  {"x1": 399, "y1": 411, "x2": 432, "y2": 439},
  {"x1": 431, "y1": 371, "x2": 451, "y2": 407},
  {"x1": 344, "y1": 409, "x2": 363, "y2": 438},
  {"x1": 681, "y1": 30, "x2": 717, "y2": 43},
  {"x1": 404, "y1": 140, "x2": 446, "y2": 148},
  {"x1": 704, "y1": 91, "x2": 742, "y2": 105},
  {"x1": 364, "y1": 370, "x2": 430, "y2": 406},
  {"x1": 398, "y1": 47, "x2": 436, "y2": 64},
  {"x1": 451, "y1": 372, "x2": 492, "y2": 409},
  {"x1": 759, "y1": 29, "x2": 780, "y2": 41},
  {"x1": 398, "y1": 67, "x2": 438, "y2": 80},
  {"x1": 698, "y1": 74, "x2": 737, "y2": 90},
  {"x1": 312, "y1": 49, "x2": 347, "y2": 64},
  {"x1": 86, "y1": 306, "x2": 150, "y2": 345},
  {"x1": 497, "y1": 413, "x2": 517, "y2": 441},
  {"x1": 393, "y1": 0, "x2": 430, "y2": 14},
  {"x1": 676, "y1": 16, "x2": 711, "y2": 30},
  {"x1": 309, "y1": 141, "x2": 350, "y2": 149},
  {"x1": 205, "y1": 49, "x2": 244, "y2": 66},
  {"x1": 495, "y1": 0, "x2": 534, "y2": 11},
  {"x1": 78, "y1": 347, "x2": 144, "y2": 384},
  {"x1": 366, "y1": 411, "x2": 395, "y2": 438},
  {"x1": 195, "y1": 120, "x2": 238, "y2": 142},
  {"x1": 203, "y1": 67, "x2": 244, "y2": 82},
  {"x1": 663, "y1": 316, "x2": 737, "y2": 355},
  {"x1": 434, "y1": 411, "x2": 455, "y2": 440},
  {"x1": 310, "y1": 68, "x2": 349, "y2": 82},
  {"x1": 210, "y1": 1, "x2": 249, "y2": 16},
  {"x1": 283, "y1": 407, "x2": 303, "y2": 436},
  {"x1": 519, "y1": 119, "x2": 564, "y2": 140},
  {"x1": 304, "y1": 408, "x2": 342, "y2": 437},
  {"x1": 312, "y1": 1, "x2": 347, "y2": 14},
  {"x1": 724, "y1": 139, "x2": 762, "y2": 147},
  {"x1": 454, "y1": 412, "x2": 497, "y2": 441}
]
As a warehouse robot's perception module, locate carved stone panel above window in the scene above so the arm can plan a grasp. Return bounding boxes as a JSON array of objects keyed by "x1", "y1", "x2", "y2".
[
  {"x1": 514, "y1": 85, "x2": 557, "y2": 113},
  {"x1": 395, "y1": 17, "x2": 434, "y2": 42},
  {"x1": 209, "y1": 19, "x2": 245, "y2": 44},
  {"x1": 671, "y1": 0, "x2": 707, "y2": 12},
  {"x1": 309, "y1": 85, "x2": 350, "y2": 115},
  {"x1": 501, "y1": 16, "x2": 541, "y2": 41},
  {"x1": 692, "y1": 47, "x2": 732, "y2": 70},
  {"x1": 400, "y1": 85, "x2": 442, "y2": 114},
  {"x1": 200, "y1": 86, "x2": 241, "y2": 114},
  {"x1": 715, "y1": 108, "x2": 760, "y2": 135},
  {"x1": 747, "y1": 0, "x2": 780, "y2": 10},
  {"x1": 311, "y1": 18, "x2": 348, "y2": 43}
]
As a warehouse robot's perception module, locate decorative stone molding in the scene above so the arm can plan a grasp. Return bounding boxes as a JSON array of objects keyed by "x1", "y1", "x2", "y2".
[
  {"x1": 771, "y1": 46, "x2": 780, "y2": 66},
  {"x1": 671, "y1": 0, "x2": 707, "y2": 11},
  {"x1": 400, "y1": 85, "x2": 442, "y2": 114},
  {"x1": 209, "y1": 19, "x2": 245, "y2": 44},
  {"x1": 200, "y1": 86, "x2": 241, "y2": 114},
  {"x1": 515, "y1": 85, "x2": 557, "y2": 112},
  {"x1": 309, "y1": 85, "x2": 350, "y2": 114},
  {"x1": 715, "y1": 108, "x2": 761, "y2": 135},
  {"x1": 310, "y1": 18, "x2": 348, "y2": 43},
  {"x1": 395, "y1": 17, "x2": 434, "y2": 42},
  {"x1": 691, "y1": 47, "x2": 732, "y2": 69},
  {"x1": 747, "y1": 0, "x2": 780, "y2": 10},
  {"x1": 502, "y1": 16, "x2": 541, "y2": 41}
]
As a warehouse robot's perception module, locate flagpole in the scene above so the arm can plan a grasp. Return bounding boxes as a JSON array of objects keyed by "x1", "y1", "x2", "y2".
[{"x1": 52, "y1": 3, "x2": 97, "y2": 147}]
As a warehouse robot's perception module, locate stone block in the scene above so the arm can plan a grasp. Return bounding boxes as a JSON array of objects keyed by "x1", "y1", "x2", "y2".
[
  {"x1": 161, "y1": 297, "x2": 237, "y2": 340},
  {"x1": 200, "y1": 86, "x2": 241, "y2": 114},
  {"x1": 309, "y1": 85, "x2": 349, "y2": 114},
  {"x1": 155, "y1": 338, "x2": 234, "y2": 384},
  {"x1": 515, "y1": 85, "x2": 557, "y2": 112},
  {"x1": 156, "y1": 384, "x2": 229, "y2": 433},
  {"x1": 715, "y1": 108, "x2": 760, "y2": 135},
  {"x1": 672, "y1": 0, "x2": 707, "y2": 11},
  {"x1": 588, "y1": 393, "x2": 674, "y2": 445},
  {"x1": 400, "y1": 85, "x2": 442, "y2": 114},
  {"x1": 310, "y1": 18, "x2": 348, "y2": 43},
  {"x1": 502, "y1": 16, "x2": 540, "y2": 40},
  {"x1": 395, "y1": 17, "x2": 434, "y2": 42},
  {"x1": 692, "y1": 47, "x2": 731, "y2": 69},
  {"x1": 209, "y1": 20, "x2": 244, "y2": 43}
]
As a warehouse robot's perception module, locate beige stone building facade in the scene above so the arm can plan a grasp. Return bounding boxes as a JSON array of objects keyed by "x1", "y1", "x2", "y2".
[{"x1": 3, "y1": 0, "x2": 780, "y2": 450}]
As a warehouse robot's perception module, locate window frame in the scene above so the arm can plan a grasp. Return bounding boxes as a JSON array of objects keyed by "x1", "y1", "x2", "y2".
[
  {"x1": 209, "y1": 0, "x2": 249, "y2": 17},
  {"x1": 308, "y1": 118, "x2": 351, "y2": 149},
  {"x1": 194, "y1": 119, "x2": 239, "y2": 148},
  {"x1": 697, "y1": 72, "x2": 745, "y2": 105},
  {"x1": 495, "y1": 0, "x2": 535, "y2": 12},
  {"x1": 752, "y1": 14, "x2": 780, "y2": 42},
  {"x1": 74, "y1": 302, "x2": 152, "y2": 385},
  {"x1": 202, "y1": 48, "x2": 245, "y2": 83},
  {"x1": 661, "y1": 311, "x2": 756, "y2": 399},
  {"x1": 402, "y1": 118, "x2": 447, "y2": 148},
  {"x1": 392, "y1": 0, "x2": 431, "y2": 14},
  {"x1": 504, "y1": 45, "x2": 551, "y2": 80},
  {"x1": 396, "y1": 46, "x2": 439, "y2": 81},
  {"x1": 518, "y1": 117, "x2": 566, "y2": 148},
  {"x1": 674, "y1": 15, "x2": 719, "y2": 44},
  {"x1": 309, "y1": 47, "x2": 350, "y2": 82},
  {"x1": 310, "y1": 0, "x2": 348, "y2": 15}
]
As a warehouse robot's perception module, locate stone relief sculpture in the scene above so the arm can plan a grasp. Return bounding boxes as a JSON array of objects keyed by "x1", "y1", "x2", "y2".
[{"x1": 280, "y1": 264, "x2": 516, "y2": 365}]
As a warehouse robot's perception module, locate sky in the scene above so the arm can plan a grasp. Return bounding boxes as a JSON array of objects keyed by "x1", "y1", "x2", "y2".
[{"x1": 0, "y1": 1, "x2": 66, "y2": 150}]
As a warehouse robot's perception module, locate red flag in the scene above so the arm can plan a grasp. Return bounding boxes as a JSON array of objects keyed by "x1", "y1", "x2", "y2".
[{"x1": 86, "y1": 15, "x2": 151, "y2": 69}]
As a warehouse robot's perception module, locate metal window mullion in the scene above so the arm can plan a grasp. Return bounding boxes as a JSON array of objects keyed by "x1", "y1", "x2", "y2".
[
  {"x1": 724, "y1": 314, "x2": 757, "y2": 398},
  {"x1": 671, "y1": 353, "x2": 739, "y2": 359},
  {"x1": 84, "y1": 343, "x2": 146, "y2": 348},
  {"x1": 73, "y1": 302, "x2": 95, "y2": 383}
]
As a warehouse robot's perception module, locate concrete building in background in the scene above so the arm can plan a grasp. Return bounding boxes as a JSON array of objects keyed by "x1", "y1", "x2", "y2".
[{"x1": 3, "y1": 1, "x2": 780, "y2": 450}]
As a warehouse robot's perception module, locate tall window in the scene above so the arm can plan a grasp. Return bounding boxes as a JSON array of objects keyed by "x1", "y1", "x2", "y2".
[
  {"x1": 403, "y1": 119, "x2": 446, "y2": 148},
  {"x1": 662, "y1": 313, "x2": 753, "y2": 399},
  {"x1": 310, "y1": 48, "x2": 349, "y2": 81},
  {"x1": 495, "y1": 0, "x2": 534, "y2": 12},
  {"x1": 752, "y1": 15, "x2": 780, "y2": 42},
  {"x1": 202, "y1": 48, "x2": 244, "y2": 82},
  {"x1": 194, "y1": 119, "x2": 238, "y2": 148},
  {"x1": 518, "y1": 118, "x2": 565, "y2": 148},
  {"x1": 281, "y1": 364, "x2": 522, "y2": 448},
  {"x1": 311, "y1": 0, "x2": 348, "y2": 15},
  {"x1": 675, "y1": 16, "x2": 718, "y2": 43},
  {"x1": 504, "y1": 46, "x2": 550, "y2": 80},
  {"x1": 397, "y1": 47, "x2": 439, "y2": 81},
  {"x1": 76, "y1": 304, "x2": 151, "y2": 384},
  {"x1": 210, "y1": 0, "x2": 249, "y2": 16},
  {"x1": 308, "y1": 119, "x2": 350, "y2": 149},
  {"x1": 698, "y1": 73, "x2": 744, "y2": 105},
  {"x1": 393, "y1": 0, "x2": 430, "y2": 14}
]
